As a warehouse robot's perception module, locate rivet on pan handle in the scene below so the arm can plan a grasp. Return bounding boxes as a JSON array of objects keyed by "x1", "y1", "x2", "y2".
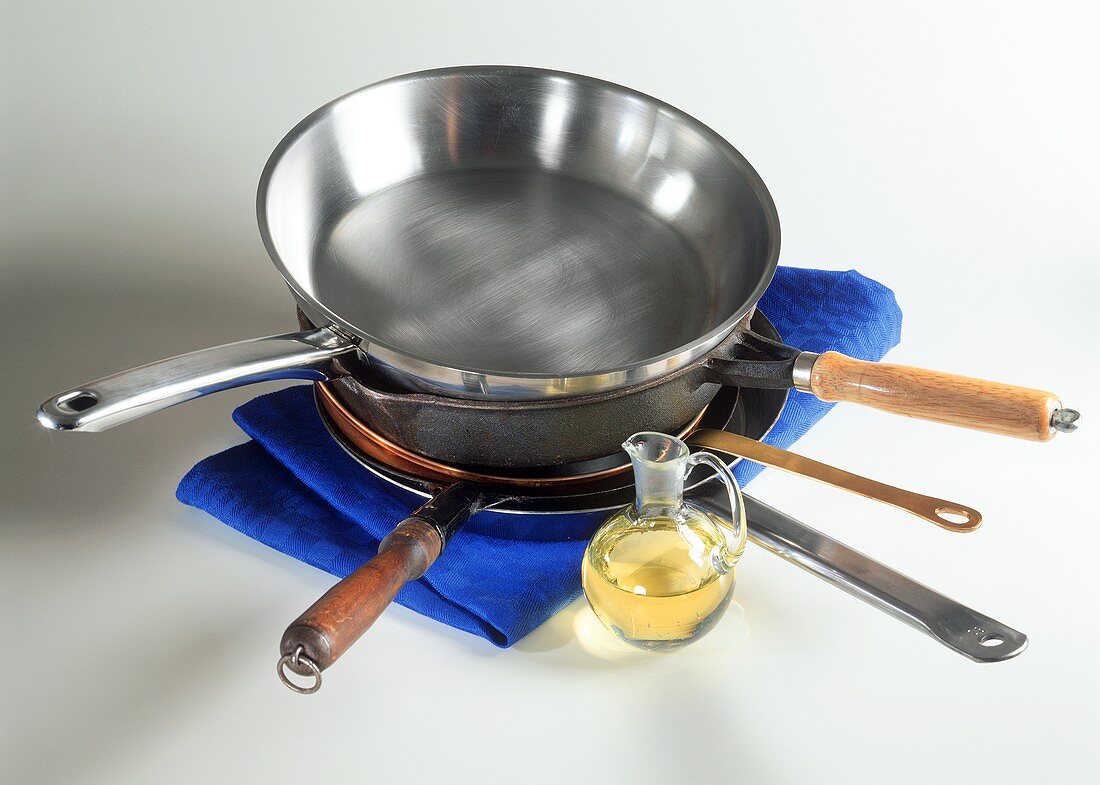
[{"x1": 687, "y1": 429, "x2": 981, "y2": 532}]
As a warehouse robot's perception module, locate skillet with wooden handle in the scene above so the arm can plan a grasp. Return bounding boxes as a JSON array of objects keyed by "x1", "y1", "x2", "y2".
[{"x1": 38, "y1": 67, "x2": 1078, "y2": 469}]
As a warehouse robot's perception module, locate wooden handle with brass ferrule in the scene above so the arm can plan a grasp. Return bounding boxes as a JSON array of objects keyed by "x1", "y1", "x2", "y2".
[
  {"x1": 795, "y1": 351, "x2": 1078, "y2": 441},
  {"x1": 687, "y1": 429, "x2": 981, "y2": 532}
]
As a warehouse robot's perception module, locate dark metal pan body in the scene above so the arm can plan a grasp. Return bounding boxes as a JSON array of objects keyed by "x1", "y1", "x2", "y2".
[
  {"x1": 315, "y1": 309, "x2": 793, "y2": 467},
  {"x1": 319, "y1": 382, "x2": 784, "y2": 526}
]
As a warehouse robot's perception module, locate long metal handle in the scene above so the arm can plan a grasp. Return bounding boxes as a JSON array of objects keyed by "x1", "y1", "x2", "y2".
[
  {"x1": 690, "y1": 488, "x2": 1027, "y2": 662},
  {"x1": 37, "y1": 327, "x2": 359, "y2": 432},
  {"x1": 688, "y1": 429, "x2": 981, "y2": 532}
]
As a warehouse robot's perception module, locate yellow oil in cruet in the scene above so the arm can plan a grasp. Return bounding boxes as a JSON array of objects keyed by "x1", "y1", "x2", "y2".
[{"x1": 581, "y1": 432, "x2": 746, "y2": 650}]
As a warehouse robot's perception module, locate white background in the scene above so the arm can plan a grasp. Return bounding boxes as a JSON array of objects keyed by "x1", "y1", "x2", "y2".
[{"x1": 3, "y1": 2, "x2": 1098, "y2": 783}]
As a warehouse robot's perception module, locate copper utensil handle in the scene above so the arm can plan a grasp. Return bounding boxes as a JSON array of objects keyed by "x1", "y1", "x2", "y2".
[
  {"x1": 802, "y1": 351, "x2": 1077, "y2": 441},
  {"x1": 278, "y1": 483, "x2": 481, "y2": 693},
  {"x1": 687, "y1": 429, "x2": 981, "y2": 532}
]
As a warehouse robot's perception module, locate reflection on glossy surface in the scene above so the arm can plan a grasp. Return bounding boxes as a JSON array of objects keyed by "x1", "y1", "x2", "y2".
[
  {"x1": 570, "y1": 599, "x2": 748, "y2": 664},
  {"x1": 581, "y1": 431, "x2": 746, "y2": 650},
  {"x1": 317, "y1": 170, "x2": 711, "y2": 373},
  {"x1": 258, "y1": 66, "x2": 780, "y2": 396},
  {"x1": 582, "y1": 518, "x2": 737, "y2": 649}
]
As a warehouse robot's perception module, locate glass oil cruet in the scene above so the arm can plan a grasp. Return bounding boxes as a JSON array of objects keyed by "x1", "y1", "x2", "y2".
[{"x1": 581, "y1": 432, "x2": 746, "y2": 650}]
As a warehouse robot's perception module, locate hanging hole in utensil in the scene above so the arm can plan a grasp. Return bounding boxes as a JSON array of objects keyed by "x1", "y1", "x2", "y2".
[
  {"x1": 56, "y1": 391, "x2": 99, "y2": 413},
  {"x1": 935, "y1": 507, "x2": 972, "y2": 525},
  {"x1": 979, "y1": 634, "x2": 1005, "y2": 647}
]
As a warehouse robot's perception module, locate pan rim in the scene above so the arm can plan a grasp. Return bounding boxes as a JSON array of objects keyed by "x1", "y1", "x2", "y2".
[
  {"x1": 313, "y1": 312, "x2": 788, "y2": 520},
  {"x1": 256, "y1": 65, "x2": 781, "y2": 393}
]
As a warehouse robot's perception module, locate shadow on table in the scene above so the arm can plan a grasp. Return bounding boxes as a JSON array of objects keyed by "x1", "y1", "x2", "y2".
[
  {"x1": 1, "y1": 252, "x2": 293, "y2": 524},
  {"x1": 513, "y1": 597, "x2": 752, "y2": 671}
]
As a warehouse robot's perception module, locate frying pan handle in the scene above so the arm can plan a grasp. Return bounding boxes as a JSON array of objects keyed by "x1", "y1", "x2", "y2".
[
  {"x1": 724, "y1": 494, "x2": 1029, "y2": 663},
  {"x1": 278, "y1": 482, "x2": 482, "y2": 694},
  {"x1": 36, "y1": 327, "x2": 359, "y2": 432},
  {"x1": 796, "y1": 351, "x2": 1080, "y2": 441}
]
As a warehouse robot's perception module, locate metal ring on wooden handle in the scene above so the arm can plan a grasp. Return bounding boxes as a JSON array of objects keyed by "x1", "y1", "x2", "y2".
[
  {"x1": 278, "y1": 483, "x2": 482, "y2": 693},
  {"x1": 795, "y1": 351, "x2": 1078, "y2": 441},
  {"x1": 687, "y1": 429, "x2": 982, "y2": 532}
]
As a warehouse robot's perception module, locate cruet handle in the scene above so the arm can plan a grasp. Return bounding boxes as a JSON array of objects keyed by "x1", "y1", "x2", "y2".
[{"x1": 687, "y1": 451, "x2": 746, "y2": 567}]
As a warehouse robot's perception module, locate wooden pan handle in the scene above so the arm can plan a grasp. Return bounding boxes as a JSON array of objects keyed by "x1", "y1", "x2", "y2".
[
  {"x1": 278, "y1": 482, "x2": 481, "y2": 694},
  {"x1": 278, "y1": 518, "x2": 441, "y2": 691},
  {"x1": 805, "y1": 351, "x2": 1076, "y2": 441}
]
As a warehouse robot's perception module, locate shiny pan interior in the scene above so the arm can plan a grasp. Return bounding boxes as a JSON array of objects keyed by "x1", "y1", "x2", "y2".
[{"x1": 260, "y1": 65, "x2": 780, "y2": 396}]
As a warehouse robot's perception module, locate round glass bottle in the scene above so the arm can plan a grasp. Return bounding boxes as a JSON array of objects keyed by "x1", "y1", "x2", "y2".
[{"x1": 582, "y1": 432, "x2": 746, "y2": 650}]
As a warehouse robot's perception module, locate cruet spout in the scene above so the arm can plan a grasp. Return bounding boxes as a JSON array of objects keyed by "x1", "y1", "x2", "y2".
[
  {"x1": 623, "y1": 431, "x2": 747, "y2": 570},
  {"x1": 623, "y1": 432, "x2": 692, "y2": 514}
]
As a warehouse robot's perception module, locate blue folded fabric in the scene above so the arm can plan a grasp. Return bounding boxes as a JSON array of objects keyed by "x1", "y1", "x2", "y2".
[{"x1": 177, "y1": 267, "x2": 902, "y2": 646}]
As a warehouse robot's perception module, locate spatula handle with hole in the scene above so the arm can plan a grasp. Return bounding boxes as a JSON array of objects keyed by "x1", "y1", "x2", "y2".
[
  {"x1": 691, "y1": 490, "x2": 1028, "y2": 663},
  {"x1": 687, "y1": 429, "x2": 980, "y2": 532}
]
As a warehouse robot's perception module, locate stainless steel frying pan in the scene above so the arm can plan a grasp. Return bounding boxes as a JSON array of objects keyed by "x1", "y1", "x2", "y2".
[{"x1": 38, "y1": 66, "x2": 1076, "y2": 443}]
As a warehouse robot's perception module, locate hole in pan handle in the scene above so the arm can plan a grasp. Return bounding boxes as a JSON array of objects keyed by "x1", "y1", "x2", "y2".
[
  {"x1": 36, "y1": 327, "x2": 359, "y2": 432},
  {"x1": 725, "y1": 495, "x2": 1029, "y2": 663}
]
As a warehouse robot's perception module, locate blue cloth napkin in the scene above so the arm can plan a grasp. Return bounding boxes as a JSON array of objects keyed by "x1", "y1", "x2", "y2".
[{"x1": 177, "y1": 267, "x2": 902, "y2": 646}]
